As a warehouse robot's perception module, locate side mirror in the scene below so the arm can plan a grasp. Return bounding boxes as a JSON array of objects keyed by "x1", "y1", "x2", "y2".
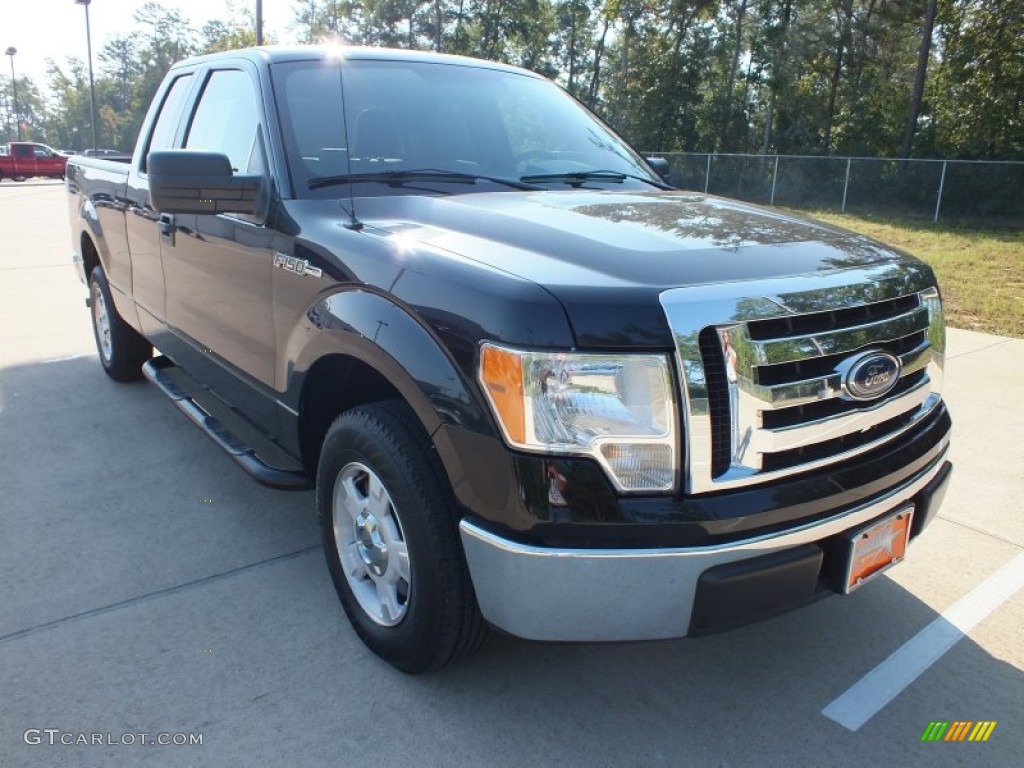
[
  {"x1": 148, "y1": 150, "x2": 263, "y2": 216},
  {"x1": 645, "y1": 156, "x2": 670, "y2": 182}
]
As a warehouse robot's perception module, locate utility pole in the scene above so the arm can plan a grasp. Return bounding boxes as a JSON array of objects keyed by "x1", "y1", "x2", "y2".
[
  {"x1": 75, "y1": 0, "x2": 99, "y2": 152},
  {"x1": 4, "y1": 47, "x2": 20, "y2": 141},
  {"x1": 256, "y1": 0, "x2": 264, "y2": 45}
]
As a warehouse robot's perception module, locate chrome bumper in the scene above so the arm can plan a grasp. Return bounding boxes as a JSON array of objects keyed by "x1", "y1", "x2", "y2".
[{"x1": 460, "y1": 450, "x2": 949, "y2": 642}]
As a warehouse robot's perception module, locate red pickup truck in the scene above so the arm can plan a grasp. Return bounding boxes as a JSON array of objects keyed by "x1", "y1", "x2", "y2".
[{"x1": 0, "y1": 142, "x2": 68, "y2": 181}]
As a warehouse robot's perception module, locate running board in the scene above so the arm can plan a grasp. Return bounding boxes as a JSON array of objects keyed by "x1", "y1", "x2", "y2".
[{"x1": 143, "y1": 356, "x2": 311, "y2": 490}]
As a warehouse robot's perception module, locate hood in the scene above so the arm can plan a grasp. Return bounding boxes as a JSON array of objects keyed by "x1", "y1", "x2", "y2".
[{"x1": 351, "y1": 190, "x2": 922, "y2": 347}]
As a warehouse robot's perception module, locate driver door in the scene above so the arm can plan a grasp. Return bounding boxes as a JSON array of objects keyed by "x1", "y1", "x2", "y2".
[{"x1": 159, "y1": 65, "x2": 278, "y2": 416}]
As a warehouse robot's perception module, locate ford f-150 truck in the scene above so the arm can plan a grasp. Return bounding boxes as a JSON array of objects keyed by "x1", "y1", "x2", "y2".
[
  {"x1": 1, "y1": 142, "x2": 68, "y2": 180},
  {"x1": 67, "y1": 46, "x2": 952, "y2": 673}
]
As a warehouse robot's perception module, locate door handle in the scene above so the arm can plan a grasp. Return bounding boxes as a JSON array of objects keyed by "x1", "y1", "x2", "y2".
[{"x1": 158, "y1": 213, "x2": 175, "y2": 246}]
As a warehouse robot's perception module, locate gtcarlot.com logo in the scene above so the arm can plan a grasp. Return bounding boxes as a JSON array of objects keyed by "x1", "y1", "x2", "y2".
[
  {"x1": 23, "y1": 729, "x2": 203, "y2": 747},
  {"x1": 921, "y1": 721, "x2": 997, "y2": 742}
]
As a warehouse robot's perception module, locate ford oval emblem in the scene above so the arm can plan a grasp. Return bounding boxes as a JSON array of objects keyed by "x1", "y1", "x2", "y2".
[{"x1": 843, "y1": 351, "x2": 901, "y2": 401}]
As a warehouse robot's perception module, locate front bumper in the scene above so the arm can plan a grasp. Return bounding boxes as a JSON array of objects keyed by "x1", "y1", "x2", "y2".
[{"x1": 460, "y1": 451, "x2": 951, "y2": 642}]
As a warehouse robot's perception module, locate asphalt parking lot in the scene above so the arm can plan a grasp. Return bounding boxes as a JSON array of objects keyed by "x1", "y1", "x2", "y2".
[{"x1": 1, "y1": 182, "x2": 1021, "y2": 767}]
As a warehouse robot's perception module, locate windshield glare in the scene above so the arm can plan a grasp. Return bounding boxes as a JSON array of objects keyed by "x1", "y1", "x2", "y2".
[{"x1": 272, "y1": 58, "x2": 658, "y2": 196}]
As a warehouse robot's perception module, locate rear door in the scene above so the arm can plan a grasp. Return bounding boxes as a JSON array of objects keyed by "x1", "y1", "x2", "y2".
[
  {"x1": 125, "y1": 70, "x2": 198, "y2": 337},
  {"x1": 160, "y1": 63, "x2": 278, "y2": 409}
]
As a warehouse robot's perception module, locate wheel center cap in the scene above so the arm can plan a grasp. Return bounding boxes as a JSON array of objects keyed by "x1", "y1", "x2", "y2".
[{"x1": 354, "y1": 511, "x2": 388, "y2": 576}]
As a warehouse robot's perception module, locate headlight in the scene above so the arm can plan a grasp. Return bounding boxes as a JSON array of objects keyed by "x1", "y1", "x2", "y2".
[{"x1": 479, "y1": 343, "x2": 677, "y2": 492}]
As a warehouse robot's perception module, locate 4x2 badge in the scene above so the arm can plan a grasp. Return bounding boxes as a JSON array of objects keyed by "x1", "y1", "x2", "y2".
[{"x1": 274, "y1": 252, "x2": 322, "y2": 278}]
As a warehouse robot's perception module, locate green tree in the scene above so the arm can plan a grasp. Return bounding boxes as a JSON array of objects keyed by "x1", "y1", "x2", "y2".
[
  {"x1": 931, "y1": 0, "x2": 1024, "y2": 158},
  {"x1": 1, "y1": 74, "x2": 46, "y2": 143},
  {"x1": 202, "y1": 1, "x2": 272, "y2": 53},
  {"x1": 40, "y1": 59, "x2": 93, "y2": 150},
  {"x1": 900, "y1": 0, "x2": 939, "y2": 158},
  {"x1": 9, "y1": 0, "x2": 1019, "y2": 160}
]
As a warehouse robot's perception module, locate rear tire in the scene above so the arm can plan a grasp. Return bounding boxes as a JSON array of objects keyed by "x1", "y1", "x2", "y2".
[
  {"x1": 88, "y1": 265, "x2": 152, "y2": 381},
  {"x1": 317, "y1": 400, "x2": 487, "y2": 673}
]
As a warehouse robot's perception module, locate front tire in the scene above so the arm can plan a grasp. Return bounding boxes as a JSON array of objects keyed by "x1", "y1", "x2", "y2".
[
  {"x1": 88, "y1": 265, "x2": 152, "y2": 381},
  {"x1": 317, "y1": 401, "x2": 486, "y2": 673}
]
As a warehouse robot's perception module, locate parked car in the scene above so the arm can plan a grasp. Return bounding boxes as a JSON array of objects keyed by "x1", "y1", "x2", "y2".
[
  {"x1": 66, "y1": 46, "x2": 952, "y2": 672},
  {"x1": 0, "y1": 142, "x2": 68, "y2": 180},
  {"x1": 82, "y1": 148, "x2": 125, "y2": 157}
]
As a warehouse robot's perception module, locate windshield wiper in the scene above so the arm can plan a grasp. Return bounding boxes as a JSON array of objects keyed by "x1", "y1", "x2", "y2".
[
  {"x1": 520, "y1": 170, "x2": 673, "y2": 190},
  {"x1": 309, "y1": 169, "x2": 539, "y2": 191}
]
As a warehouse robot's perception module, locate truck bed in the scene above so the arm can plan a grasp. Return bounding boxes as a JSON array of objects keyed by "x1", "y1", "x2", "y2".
[{"x1": 66, "y1": 157, "x2": 131, "y2": 215}]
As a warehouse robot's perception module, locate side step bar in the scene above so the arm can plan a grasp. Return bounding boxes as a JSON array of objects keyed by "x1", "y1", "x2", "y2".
[{"x1": 143, "y1": 356, "x2": 311, "y2": 490}]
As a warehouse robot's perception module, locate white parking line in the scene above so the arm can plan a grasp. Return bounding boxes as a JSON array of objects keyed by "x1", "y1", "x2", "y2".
[
  {"x1": 39, "y1": 352, "x2": 94, "y2": 364},
  {"x1": 822, "y1": 550, "x2": 1024, "y2": 731}
]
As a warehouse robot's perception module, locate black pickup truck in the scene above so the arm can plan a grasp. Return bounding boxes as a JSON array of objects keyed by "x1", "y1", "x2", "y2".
[{"x1": 67, "y1": 46, "x2": 952, "y2": 672}]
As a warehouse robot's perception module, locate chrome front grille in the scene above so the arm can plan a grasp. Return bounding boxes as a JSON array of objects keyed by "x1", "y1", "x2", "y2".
[{"x1": 660, "y1": 263, "x2": 945, "y2": 494}]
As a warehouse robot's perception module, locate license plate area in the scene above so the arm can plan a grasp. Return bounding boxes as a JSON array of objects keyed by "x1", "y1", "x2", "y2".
[{"x1": 841, "y1": 506, "x2": 914, "y2": 594}]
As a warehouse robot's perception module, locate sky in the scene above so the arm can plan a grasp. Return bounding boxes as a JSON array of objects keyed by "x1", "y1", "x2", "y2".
[{"x1": 3, "y1": 0, "x2": 298, "y2": 86}]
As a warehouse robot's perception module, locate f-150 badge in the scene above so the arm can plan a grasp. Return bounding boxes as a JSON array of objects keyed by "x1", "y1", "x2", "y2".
[{"x1": 274, "y1": 252, "x2": 322, "y2": 278}]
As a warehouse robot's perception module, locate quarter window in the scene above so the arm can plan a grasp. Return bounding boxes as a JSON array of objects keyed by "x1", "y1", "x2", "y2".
[{"x1": 145, "y1": 74, "x2": 193, "y2": 171}]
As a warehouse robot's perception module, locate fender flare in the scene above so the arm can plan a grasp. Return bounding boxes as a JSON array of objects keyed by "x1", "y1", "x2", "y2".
[
  {"x1": 283, "y1": 288, "x2": 492, "y2": 438},
  {"x1": 77, "y1": 197, "x2": 124, "y2": 292}
]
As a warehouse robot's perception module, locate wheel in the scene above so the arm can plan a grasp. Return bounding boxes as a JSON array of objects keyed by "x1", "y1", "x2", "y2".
[
  {"x1": 88, "y1": 265, "x2": 152, "y2": 381},
  {"x1": 317, "y1": 400, "x2": 486, "y2": 673}
]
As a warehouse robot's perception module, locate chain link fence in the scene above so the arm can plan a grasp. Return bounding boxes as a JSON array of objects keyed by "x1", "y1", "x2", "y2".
[{"x1": 647, "y1": 152, "x2": 1024, "y2": 227}]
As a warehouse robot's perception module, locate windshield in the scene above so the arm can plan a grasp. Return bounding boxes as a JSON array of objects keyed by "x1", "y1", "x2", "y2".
[{"x1": 271, "y1": 57, "x2": 659, "y2": 198}]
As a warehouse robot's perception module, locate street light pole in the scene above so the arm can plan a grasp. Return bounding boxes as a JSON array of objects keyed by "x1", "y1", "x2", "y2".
[
  {"x1": 4, "y1": 46, "x2": 20, "y2": 141},
  {"x1": 256, "y1": 0, "x2": 264, "y2": 45},
  {"x1": 75, "y1": 0, "x2": 98, "y2": 152}
]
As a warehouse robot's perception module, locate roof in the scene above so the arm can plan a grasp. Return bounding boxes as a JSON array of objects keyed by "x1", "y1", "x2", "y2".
[{"x1": 174, "y1": 45, "x2": 542, "y2": 80}]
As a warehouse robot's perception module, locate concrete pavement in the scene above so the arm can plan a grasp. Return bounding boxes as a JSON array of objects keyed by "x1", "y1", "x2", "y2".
[{"x1": 1, "y1": 184, "x2": 1021, "y2": 767}]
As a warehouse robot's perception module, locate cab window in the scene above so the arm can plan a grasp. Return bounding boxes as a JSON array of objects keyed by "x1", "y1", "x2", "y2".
[{"x1": 185, "y1": 69, "x2": 261, "y2": 173}]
